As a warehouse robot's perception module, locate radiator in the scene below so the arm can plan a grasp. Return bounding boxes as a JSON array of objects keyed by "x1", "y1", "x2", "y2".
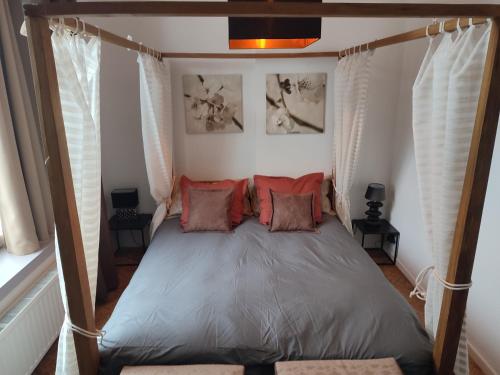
[{"x1": 0, "y1": 270, "x2": 63, "y2": 375}]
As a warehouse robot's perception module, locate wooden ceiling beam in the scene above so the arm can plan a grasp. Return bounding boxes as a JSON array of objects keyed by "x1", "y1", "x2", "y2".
[
  {"x1": 161, "y1": 51, "x2": 339, "y2": 59},
  {"x1": 23, "y1": 1, "x2": 500, "y2": 18}
]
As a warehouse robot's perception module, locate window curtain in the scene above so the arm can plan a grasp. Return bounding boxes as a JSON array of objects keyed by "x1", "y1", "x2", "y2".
[
  {"x1": 333, "y1": 50, "x2": 373, "y2": 233},
  {"x1": 0, "y1": 0, "x2": 54, "y2": 255},
  {"x1": 137, "y1": 53, "x2": 174, "y2": 237},
  {"x1": 51, "y1": 24, "x2": 101, "y2": 375},
  {"x1": 413, "y1": 22, "x2": 491, "y2": 375}
]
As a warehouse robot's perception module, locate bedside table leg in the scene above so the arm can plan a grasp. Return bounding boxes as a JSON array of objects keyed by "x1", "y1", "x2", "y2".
[
  {"x1": 141, "y1": 229, "x2": 146, "y2": 252},
  {"x1": 393, "y1": 234, "x2": 400, "y2": 265},
  {"x1": 361, "y1": 233, "x2": 365, "y2": 248},
  {"x1": 115, "y1": 231, "x2": 120, "y2": 251}
]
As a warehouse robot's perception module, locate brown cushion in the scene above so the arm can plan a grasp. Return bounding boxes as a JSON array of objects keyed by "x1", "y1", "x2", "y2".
[
  {"x1": 269, "y1": 191, "x2": 315, "y2": 232},
  {"x1": 121, "y1": 364, "x2": 244, "y2": 375},
  {"x1": 183, "y1": 188, "x2": 233, "y2": 232},
  {"x1": 275, "y1": 358, "x2": 403, "y2": 375}
]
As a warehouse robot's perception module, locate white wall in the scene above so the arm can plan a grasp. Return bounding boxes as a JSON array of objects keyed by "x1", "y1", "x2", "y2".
[
  {"x1": 387, "y1": 32, "x2": 432, "y2": 280},
  {"x1": 93, "y1": 15, "x2": 405, "y2": 220},
  {"x1": 171, "y1": 58, "x2": 336, "y2": 181},
  {"x1": 387, "y1": 20, "x2": 500, "y2": 374},
  {"x1": 351, "y1": 43, "x2": 404, "y2": 219}
]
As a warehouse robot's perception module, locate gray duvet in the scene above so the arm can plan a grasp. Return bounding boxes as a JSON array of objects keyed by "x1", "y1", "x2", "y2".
[{"x1": 99, "y1": 216, "x2": 433, "y2": 374}]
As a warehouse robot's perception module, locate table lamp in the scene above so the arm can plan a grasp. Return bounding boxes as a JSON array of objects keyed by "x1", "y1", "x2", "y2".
[{"x1": 365, "y1": 183, "x2": 385, "y2": 226}]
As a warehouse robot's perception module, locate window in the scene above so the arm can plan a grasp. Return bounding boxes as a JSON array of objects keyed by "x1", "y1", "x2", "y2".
[{"x1": 0, "y1": 217, "x2": 4, "y2": 249}]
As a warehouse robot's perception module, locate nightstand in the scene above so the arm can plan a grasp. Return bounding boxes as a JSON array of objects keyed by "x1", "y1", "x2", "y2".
[
  {"x1": 109, "y1": 213, "x2": 153, "y2": 252},
  {"x1": 352, "y1": 219, "x2": 400, "y2": 265}
]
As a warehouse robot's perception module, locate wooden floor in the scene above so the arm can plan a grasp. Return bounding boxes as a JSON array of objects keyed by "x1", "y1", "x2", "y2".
[{"x1": 33, "y1": 256, "x2": 484, "y2": 374}]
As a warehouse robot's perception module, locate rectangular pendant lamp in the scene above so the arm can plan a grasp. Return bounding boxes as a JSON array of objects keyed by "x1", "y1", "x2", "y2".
[{"x1": 228, "y1": 0, "x2": 322, "y2": 49}]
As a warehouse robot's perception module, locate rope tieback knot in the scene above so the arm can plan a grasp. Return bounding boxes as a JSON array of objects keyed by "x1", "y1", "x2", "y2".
[
  {"x1": 64, "y1": 314, "x2": 106, "y2": 344},
  {"x1": 409, "y1": 265, "x2": 472, "y2": 301}
]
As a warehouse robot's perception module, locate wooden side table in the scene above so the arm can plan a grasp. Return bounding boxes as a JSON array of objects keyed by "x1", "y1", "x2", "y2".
[
  {"x1": 352, "y1": 219, "x2": 400, "y2": 265},
  {"x1": 109, "y1": 213, "x2": 152, "y2": 252}
]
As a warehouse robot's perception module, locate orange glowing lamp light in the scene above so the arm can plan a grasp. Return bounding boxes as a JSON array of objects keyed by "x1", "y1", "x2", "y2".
[{"x1": 228, "y1": 0, "x2": 321, "y2": 50}]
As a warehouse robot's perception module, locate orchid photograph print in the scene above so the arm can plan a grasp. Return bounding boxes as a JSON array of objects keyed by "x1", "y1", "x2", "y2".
[
  {"x1": 266, "y1": 73, "x2": 326, "y2": 134},
  {"x1": 183, "y1": 74, "x2": 244, "y2": 134}
]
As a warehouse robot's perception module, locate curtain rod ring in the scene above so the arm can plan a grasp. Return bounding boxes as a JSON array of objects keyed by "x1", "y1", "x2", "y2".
[
  {"x1": 425, "y1": 24, "x2": 431, "y2": 38},
  {"x1": 439, "y1": 21, "x2": 445, "y2": 34},
  {"x1": 469, "y1": 17, "x2": 473, "y2": 27},
  {"x1": 73, "y1": 17, "x2": 79, "y2": 34},
  {"x1": 456, "y1": 18, "x2": 463, "y2": 33}
]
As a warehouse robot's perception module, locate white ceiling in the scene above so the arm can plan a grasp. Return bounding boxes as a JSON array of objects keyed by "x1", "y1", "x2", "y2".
[{"x1": 81, "y1": 0, "x2": 499, "y2": 53}]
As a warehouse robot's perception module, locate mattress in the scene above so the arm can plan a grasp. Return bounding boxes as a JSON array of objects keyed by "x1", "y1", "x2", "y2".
[{"x1": 99, "y1": 216, "x2": 433, "y2": 374}]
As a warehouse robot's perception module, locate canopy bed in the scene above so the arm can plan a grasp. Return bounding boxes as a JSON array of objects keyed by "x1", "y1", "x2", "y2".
[{"x1": 22, "y1": 2, "x2": 500, "y2": 375}]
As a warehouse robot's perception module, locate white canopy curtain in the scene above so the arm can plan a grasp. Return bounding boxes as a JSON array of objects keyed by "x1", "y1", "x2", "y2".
[
  {"x1": 51, "y1": 23, "x2": 102, "y2": 375},
  {"x1": 333, "y1": 50, "x2": 373, "y2": 233},
  {"x1": 413, "y1": 21, "x2": 492, "y2": 375},
  {"x1": 0, "y1": 0, "x2": 54, "y2": 255},
  {"x1": 137, "y1": 53, "x2": 174, "y2": 237}
]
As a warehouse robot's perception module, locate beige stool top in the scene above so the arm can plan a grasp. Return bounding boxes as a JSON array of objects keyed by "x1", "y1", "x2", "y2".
[
  {"x1": 121, "y1": 364, "x2": 245, "y2": 375},
  {"x1": 275, "y1": 358, "x2": 403, "y2": 375}
]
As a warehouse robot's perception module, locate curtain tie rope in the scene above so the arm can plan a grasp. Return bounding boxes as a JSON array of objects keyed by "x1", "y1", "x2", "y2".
[
  {"x1": 64, "y1": 314, "x2": 106, "y2": 344},
  {"x1": 409, "y1": 265, "x2": 472, "y2": 301}
]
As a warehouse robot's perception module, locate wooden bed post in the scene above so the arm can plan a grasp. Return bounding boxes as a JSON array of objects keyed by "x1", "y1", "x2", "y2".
[
  {"x1": 25, "y1": 16, "x2": 100, "y2": 375},
  {"x1": 434, "y1": 17, "x2": 500, "y2": 375}
]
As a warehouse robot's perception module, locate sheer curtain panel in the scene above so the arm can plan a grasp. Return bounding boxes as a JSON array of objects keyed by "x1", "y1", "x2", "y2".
[
  {"x1": 51, "y1": 24, "x2": 102, "y2": 375},
  {"x1": 333, "y1": 51, "x2": 373, "y2": 233},
  {"x1": 413, "y1": 22, "x2": 492, "y2": 375},
  {"x1": 0, "y1": 0, "x2": 54, "y2": 256},
  {"x1": 137, "y1": 54, "x2": 174, "y2": 237}
]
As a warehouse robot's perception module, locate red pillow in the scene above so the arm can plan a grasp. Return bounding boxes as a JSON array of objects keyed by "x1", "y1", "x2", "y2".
[
  {"x1": 180, "y1": 175, "x2": 248, "y2": 227},
  {"x1": 254, "y1": 173, "x2": 324, "y2": 225}
]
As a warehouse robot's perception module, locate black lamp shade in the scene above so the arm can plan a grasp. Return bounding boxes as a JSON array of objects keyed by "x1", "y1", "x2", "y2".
[
  {"x1": 111, "y1": 188, "x2": 139, "y2": 209},
  {"x1": 228, "y1": 0, "x2": 321, "y2": 49},
  {"x1": 365, "y1": 183, "x2": 385, "y2": 202}
]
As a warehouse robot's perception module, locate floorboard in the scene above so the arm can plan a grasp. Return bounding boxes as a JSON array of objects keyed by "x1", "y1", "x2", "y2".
[{"x1": 33, "y1": 250, "x2": 484, "y2": 374}]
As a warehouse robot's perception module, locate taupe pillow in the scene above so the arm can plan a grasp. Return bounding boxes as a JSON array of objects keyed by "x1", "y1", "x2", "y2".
[
  {"x1": 183, "y1": 188, "x2": 233, "y2": 232},
  {"x1": 269, "y1": 191, "x2": 316, "y2": 232}
]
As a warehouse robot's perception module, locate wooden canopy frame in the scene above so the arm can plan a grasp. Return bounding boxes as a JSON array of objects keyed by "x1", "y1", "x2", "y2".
[{"x1": 23, "y1": 2, "x2": 500, "y2": 375}]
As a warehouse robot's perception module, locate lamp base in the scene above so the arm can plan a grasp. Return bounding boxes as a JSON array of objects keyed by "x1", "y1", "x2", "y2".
[{"x1": 365, "y1": 201, "x2": 383, "y2": 226}]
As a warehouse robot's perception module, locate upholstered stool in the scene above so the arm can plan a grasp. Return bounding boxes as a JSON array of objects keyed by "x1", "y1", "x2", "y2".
[
  {"x1": 275, "y1": 358, "x2": 403, "y2": 375},
  {"x1": 121, "y1": 364, "x2": 245, "y2": 375}
]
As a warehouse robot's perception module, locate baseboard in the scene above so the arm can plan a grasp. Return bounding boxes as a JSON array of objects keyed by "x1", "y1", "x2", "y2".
[
  {"x1": 395, "y1": 258, "x2": 498, "y2": 375},
  {"x1": 395, "y1": 258, "x2": 418, "y2": 285},
  {"x1": 468, "y1": 341, "x2": 498, "y2": 375}
]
